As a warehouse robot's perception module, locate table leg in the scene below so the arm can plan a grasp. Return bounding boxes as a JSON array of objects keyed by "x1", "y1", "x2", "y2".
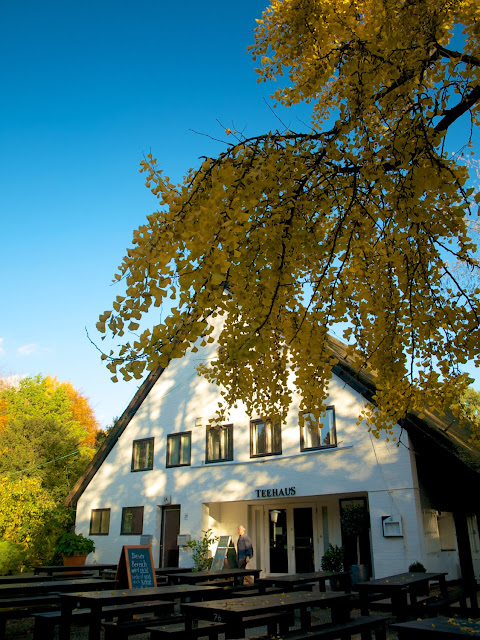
[
  {"x1": 392, "y1": 589, "x2": 409, "y2": 622},
  {"x1": 438, "y1": 575, "x2": 448, "y2": 598},
  {"x1": 358, "y1": 589, "x2": 369, "y2": 616},
  {"x1": 87, "y1": 603, "x2": 103, "y2": 640},
  {"x1": 299, "y1": 605, "x2": 312, "y2": 631},
  {"x1": 59, "y1": 600, "x2": 74, "y2": 640}
]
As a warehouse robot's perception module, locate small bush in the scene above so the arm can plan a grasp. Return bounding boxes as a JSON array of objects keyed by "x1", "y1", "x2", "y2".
[
  {"x1": 321, "y1": 543, "x2": 345, "y2": 572},
  {"x1": 185, "y1": 529, "x2": 219, "y2": 571},
  {"x1": 0, "y1": 540, "x2": 26, "y2": 575},
  {"x1": 408, "y1": 561, "x2": 426, "y2": 572},
  {"x1": 55, "y1": 532, "x2": 95, "y2": 557}
]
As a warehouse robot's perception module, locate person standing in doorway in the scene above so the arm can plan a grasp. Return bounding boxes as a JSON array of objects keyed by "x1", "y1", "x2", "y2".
[{"x1": 236, "y1": 524, "x2": 253, "y2": 568}]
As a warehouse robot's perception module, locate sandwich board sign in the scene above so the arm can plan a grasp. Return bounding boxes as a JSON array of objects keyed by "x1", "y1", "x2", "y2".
[
  {"x1": 210, "y1": 536, "x2": 238, "y2": 570},
  {"x1": 116, "y1": 545, "x2": 157, "y2": 588}
]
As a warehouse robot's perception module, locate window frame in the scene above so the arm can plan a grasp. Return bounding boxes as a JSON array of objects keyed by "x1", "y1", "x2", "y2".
[
  {"x1": 131, "y1": 437, "x2": 155, "y2": 472},
  {"x1": 205, "y1": 423, "x2": 234, "y2": 463},
  {"x1": 120, "y1": 506, "x2": 144, "y2": 535},
  {"x1": 250, "y1": 417, "x2": 282, "y2": 458},
  {"x1": 299, "y1": 406, "x2": 337, "y2": 451},
  {"x1": 89, "y1": 508, "x2": 111, "y2": 535},
  {"x1": 166, "y1": 432, "x2": 192, "y2": 468}
]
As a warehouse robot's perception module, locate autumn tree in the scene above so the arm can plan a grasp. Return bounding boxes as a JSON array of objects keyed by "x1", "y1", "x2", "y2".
[
  {"x1": 98, "y1": 0, "x2": 480, "y2": 438},
  {"x1": 0, "y1": 375, "x2": 100, "y2": 496},
  {"x1": 0, "y1": 375, "x2": 100, "y2": 566}
]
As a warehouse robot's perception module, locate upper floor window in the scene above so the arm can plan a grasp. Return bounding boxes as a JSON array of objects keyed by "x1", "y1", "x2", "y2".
[
  {"x1": 90, "y1": 508, "x2": 110, "y2": 535},
  {"x1": 300, "y1": 407, "x2": 337, "y2": 451},
  {"x1": 250, "y1": 418, "x2": 281, "y2": 457},
  {"x1": 131, "y1": 437, "x2": 154, "y2": 471},
  {"x1": 206, "y1": 424, "x2": 233, "y2": 463},
  {"x1": 121, "y1": 506, "x2": 144, "y2": 535},
  {"x1": 166, "y1": 432, "x2": 191, "y2": 467}
]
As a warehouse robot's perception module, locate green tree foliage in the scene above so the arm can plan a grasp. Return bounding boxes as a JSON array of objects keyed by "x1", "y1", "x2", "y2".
[
  {"x1": 0, "y1": 375, "x2": 100, "y2": 568},
  {"x1": 0, "y1": 375, "x2": 99, "y2": 497},
  {"x1": 0, "y1": 476, "x2": 67, "y2": 568},
  {"x1": 460, "y1": 386, "x2": 480, "y2": 443},
  {"x1": 99, "y1": 0, "x2": 480, "y2": 438}
]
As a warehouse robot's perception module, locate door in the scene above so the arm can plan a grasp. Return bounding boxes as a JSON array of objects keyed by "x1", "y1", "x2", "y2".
[
  {"x1": 266, "y1": 504, "x2": 316, "y2": 574},
  {"x1": 293, "y1": 507, "x2": 315, "y2": 573},
  {"x1": 159, "y1": 505, "x2": 180, "y2": 568},
  {"x1": 467, "y1": 514, "x2": 480, "y2": 578}
]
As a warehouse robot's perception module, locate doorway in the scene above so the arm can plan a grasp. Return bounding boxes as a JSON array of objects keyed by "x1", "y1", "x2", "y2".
[
  {"x1": 159, "y1": 505, "x2": 180, "y2": 568},
  {"x1": 262, "y1": 504, "x2": 317, "y2": 574}
]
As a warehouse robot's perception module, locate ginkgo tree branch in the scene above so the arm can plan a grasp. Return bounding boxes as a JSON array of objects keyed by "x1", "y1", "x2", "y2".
[{"x1": 98, "y1": 0, "x2": 480, "y2": 440}]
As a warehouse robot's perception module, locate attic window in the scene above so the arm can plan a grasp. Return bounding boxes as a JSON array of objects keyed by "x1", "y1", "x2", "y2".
[
  {"x1": 300, "y1": 408, "x2": 337, "y2": 451},
  {"x1": 131, "y1": 438, "x2": 154, "y2": 471}
]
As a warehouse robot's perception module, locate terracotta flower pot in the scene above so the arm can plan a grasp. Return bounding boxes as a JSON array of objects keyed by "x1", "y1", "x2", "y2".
[{"x1": 62, "y1": 553, "x2": 88, "y2": 575}]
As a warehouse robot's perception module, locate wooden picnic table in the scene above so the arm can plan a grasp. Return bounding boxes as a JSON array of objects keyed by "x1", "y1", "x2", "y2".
[
  {"x1": 169, "y1": 568, "x2": 261, "y2": 586},
  {"x1": 156, "y1": 566, "x2": 193, "y2": 574},
  {"x1": 0, "y1": 574, "x2": 55, "y2": 585},
  {"x1": 34, "y1": 563, "x2": 117, "y2": 576},
  {"x1": 391, "y1": 615, "x2": 480, "y2": 638},
  {"x1": 59, "y1": 583, "x2": 221, "y2": 640},
  {"x1": 0, "y1": 576, "x2": 117, "y2": 597},
  {"x1": 355, "y1": 571, "x2": 448, "y2": 621},
  {"x1": 181, "y1": 589, "x2": 353, "y2": 638},
  {"x1": 257, "y1": 570, "x2": 351, "y2": 593}
]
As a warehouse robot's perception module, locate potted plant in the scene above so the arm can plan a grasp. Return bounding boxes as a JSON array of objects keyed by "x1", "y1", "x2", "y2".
[
  {"x1": 321, "y1": 543, "x2": 346, "y2": 590},
  {"x1": 408, "y1": 561, "x2": 426, "y2": 573},
  {"x1": 341, "y1": 503, "x2": 370, "y2": 584},
  {"x1": 408, "y1": 561, "x2": 428, "y2": 594},
  {"x1": 185, "y1": 529, "x2": 219, "y2": 571},
  {"x1": 55, "y1": 532, "x2": 95, "y2": 567}
]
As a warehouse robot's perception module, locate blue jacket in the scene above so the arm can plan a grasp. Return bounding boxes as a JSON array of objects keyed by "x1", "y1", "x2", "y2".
[{"x1": 237, "y1": 533, "x2": 253, "y2": 561}]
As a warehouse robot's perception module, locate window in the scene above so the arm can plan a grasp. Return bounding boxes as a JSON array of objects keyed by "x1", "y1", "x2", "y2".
[
  {"x1": 90, "y1": 508, "x2": 110, "y2": 535},
  {"x1": 121, "y1": 506, "x2": 144, "y2": 535},
  {"x1": 300, "y1": 407, "x2": 337, "y2": 451},
  {"x1": 206, "y1": 424, "x2": 233, "y2": 463},
  {"x1": 166, "y1": 432, "x2": 191, "y2": 467},
  {"x1": 250, "y1": 418, "x2": 281, "y2": 457},
  {"x1": 131, "y1": 437, "x2": 154, "y2": 471}
]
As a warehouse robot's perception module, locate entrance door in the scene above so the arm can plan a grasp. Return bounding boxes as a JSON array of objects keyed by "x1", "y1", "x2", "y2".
[
  {"x1": 267, "y1": 505, "x2": 316, "y2": 574},
  {"x1": 159, "y1": 505, "x2": 180, "y2": 568},
  {"x1": 294, "y1": 507, "x2": 315, "y2": 573}
]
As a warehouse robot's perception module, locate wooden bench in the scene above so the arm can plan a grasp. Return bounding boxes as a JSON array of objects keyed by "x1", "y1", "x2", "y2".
[
  {"x1": 0, "y1": 594, "x2": 62, "y2": 640},
  {"x1": 147, "y1": 610, "x2": 293, "y2": 640},
  {"x1": 148, "y1": 619, "x2": 228, "y2": 640},
  {"x1": 103, "y1": 615, "x2": 186, "y2": 640},
  {"x1": 413, "y1": 585, "x2": 468, "y2": 617},
  {"x1": 33, "y1": 600, "x2": 175, "y2": 640},
  {"x1": 278, "y1": 614, "x2": 389, "y2": 640},
  {"x1": 226, "y1": 585, "x2": 284, "y2": 598}
]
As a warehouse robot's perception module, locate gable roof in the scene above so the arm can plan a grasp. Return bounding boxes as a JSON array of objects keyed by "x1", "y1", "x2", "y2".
[
  {"x1": 66, "y1": 366, "x2": 164, "y2": 507},
  {"x1": 66, "y1": 336, "x2": 480, "y2": 508}
]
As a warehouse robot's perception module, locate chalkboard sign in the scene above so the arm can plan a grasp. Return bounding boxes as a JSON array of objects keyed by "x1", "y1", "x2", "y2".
[
  {"x1": 116, "y1": 545, "x2": 157, "y2": 588},
  {"x1": 210, "y1": 536, "x2": 238, "y2": 571}
]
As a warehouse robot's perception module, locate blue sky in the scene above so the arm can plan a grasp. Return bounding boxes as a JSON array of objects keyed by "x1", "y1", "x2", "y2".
[{"x1": 0, "y1": 1, "x2": 478, "y2": 428}]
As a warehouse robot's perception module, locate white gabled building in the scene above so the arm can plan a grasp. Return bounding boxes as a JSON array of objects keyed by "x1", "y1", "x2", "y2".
[{"x1": 67, "y1": 336, "x2": 480, "y2": 583}]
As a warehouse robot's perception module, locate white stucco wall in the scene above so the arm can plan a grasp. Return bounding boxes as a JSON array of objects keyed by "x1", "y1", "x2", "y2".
[{"x1": 75, "y1": 339, "x2": 449, "y2": 577}]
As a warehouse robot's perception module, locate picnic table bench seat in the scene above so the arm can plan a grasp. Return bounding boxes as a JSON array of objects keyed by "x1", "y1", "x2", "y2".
[
  {"x1": 147, "y1": 610, "x2": 293, "y2": 640},
  {"x1": 0, "y1": 594, "x2": 63, "y2": 640},
  {"x1": 413, "y1": 584, "x2": 468, "y2": 617},
  {"x1": 278, "y1": 614, "x2": 389, "y2": 640},
  {"x1": 33, "y1": 599, "x2": 175, "y2": 640},
  {"x1": 225, "y1": 585, "x2": 284, "y2": 598}
]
